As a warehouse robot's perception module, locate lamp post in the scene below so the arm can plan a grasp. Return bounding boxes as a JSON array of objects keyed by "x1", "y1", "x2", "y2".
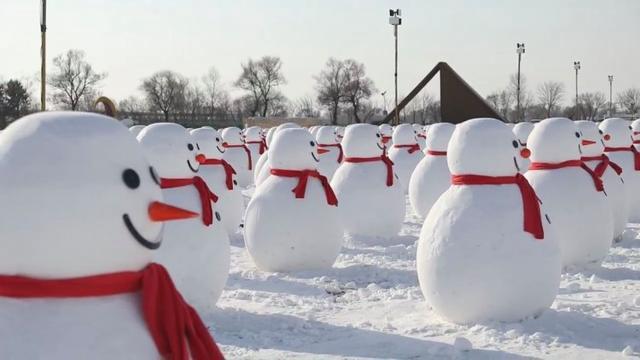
[
  {"x1": 389, "y1": 9, "x2": 402, "y2": 125},
  {"x1": 574, "y1": 61, "x2": 581, "y2": 118},
  {"x1": 608, "y1": 75, "x2": 614, "y2": 117},
  {"x1": 40, "y1": 0, "x2": 47, "y2": 111},
  {"x1": 516, "y1": 43, "x2": 525, "y2": 122}
]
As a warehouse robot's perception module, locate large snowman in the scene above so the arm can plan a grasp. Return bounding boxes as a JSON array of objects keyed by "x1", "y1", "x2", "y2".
[
  {"x1": 244, "y1": 128, "x2": 343, "y2": 272},
  {"x1": 0, "y1": 112, "x2": 224, "y2": 359},
  {"x1": 388, "y1": 123, "x2": 424, "y2": 192},
  {"x1": 417, "y1": 118, "x2": 561, "y2": 324},
  {"x1": 526, "y1": 118, "x2": 613, "y2": 269},
  {"x1": 138, "y1": 123, "x2": 230, "y2": 311}
]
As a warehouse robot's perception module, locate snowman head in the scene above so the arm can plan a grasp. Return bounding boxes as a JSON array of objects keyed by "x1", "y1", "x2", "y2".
[
  {"x1": 335, "y1": 126, "x2": 345, "y2": 142},
  {"x1": 392, "y1": 123, "x2": 418, "y2": 145},
  {"x1": 599, "y1": 118, "x2": 632, "y2": 148},
  {"x1": 190, "y1": 127, "x2": 225, "y2": 160},
  {"x1": 265, "y1": 127, "x2": 277, "y2": 147},
  {"x1": 221, "y1": 127, "x2": 244, "y2": 145},
  {"x1": 426, "y1": 123, "x2": 455, "y2": 152},
  {"x1": 342, "y1": 123, "x2": 384, "y2": 157},
  {"x1": 412, "y1": 123, "x2": 424, "y2": 136},
  {"x1": 512, "y1": 122, "x2": 534, "y2": 145},
  {"x1": 527, "y1": 118, "x2": 581, "y2": 163},
  {"x1": 129, "y1": 125, "x2": 145, "y2": 137},
  {"x1": 379, "y1": 123, "x2": 393, "y2": 138},
  {"x1": 137, "y1": 123, "x2": 200, "y2": 178},
  {"x1": 316, "y1": 126, "x2": 339, "y2": 144},
  {"x1": 244, "y1": 126, "x2": 263, "y2": 142},
  {"x1": 631, "y1": 119, "x2": 640, "y2": 142},
  {"x1": 575, "y1": 121, "x2": 604, "y2": 157},
  {"x1": 0, "y1": 112, "x2": 196, "y2": 278},
  {"x1": 269, "y1": 128, "x2": 319, "y2": 170},
  {"x1": 448, "y1": 118, "x2": 523, "y2": 176}
]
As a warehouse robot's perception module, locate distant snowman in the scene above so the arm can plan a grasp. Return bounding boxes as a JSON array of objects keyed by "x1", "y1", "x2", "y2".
[
  {"x1": 577, "y1": 120, "x2": 628, "y2": 242},
  {"x1": 0, "y1": 112, "x2": 224, "y2": 359},
  {"x1": 331, "y1": 124, "x2": 404, "y2": 238},
  {"x1": 244, "y1": 125, "x2": 267, "y2": 165},
  {"x1": 129, "y1": 124, "x2": 145, "y2": 137},
  {"x1": 601, "y1": 118, "x2": 640, "y2": 222},
  {"x1": 632, "y1": 118, "x2": 640, "y2": 150},
  {"x1": 315, "y1": 125, "x2": 344, "y2": 179},
  {"x1": 408, "y1": 123, "x2": 455, "y2": 219},
  {"x1": 378, "y1": 123, "x2": 394, "y2": 150},
  {"x1": 526, "y1": 118, "x2": 613, "y2": 269},
  {"x1": 255, "y1": 122, "x2": 302, "y2": 187},
  {"x1": 388, "y1": 123, "x2": 424, "y2": 192},
  {"x1": 253, "y1": 127, "x2": 277, "y2": 183},
  {"x1": 191, "y1": 127, "x2": 244, "y2": 237},
  {"x1": 417, "y1": 118, "x2": 561, "y2": 324},
  {"x1": 413, "y1": 123, "x2": 427, "y2": 150},
  {"x1": 512, "y1": 122, "x2": 535, "y2": 173},
  {"x1": 244, "y1": 128, "x2": 343, "y2": 271},
  {"x1": 138, "y1": 123, "x2": 230, "y2": 311},
  {"x1": 222, "y1": 126, "x2": 254, "y2": 187}
]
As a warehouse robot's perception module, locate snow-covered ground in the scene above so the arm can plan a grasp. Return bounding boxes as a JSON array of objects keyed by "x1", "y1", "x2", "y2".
[{"x1": 208, "y1": 196, "x2": 640, "y2": 359}]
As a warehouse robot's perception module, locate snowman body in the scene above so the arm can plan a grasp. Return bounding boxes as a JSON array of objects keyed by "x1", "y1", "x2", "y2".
[{"x1": 388, "y1": 124, "x2": 424, "y2": 192}]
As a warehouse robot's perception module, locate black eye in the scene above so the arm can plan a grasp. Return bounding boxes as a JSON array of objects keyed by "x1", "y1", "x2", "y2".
[
  {"x1": 629, "y1": 126, "x2": 633, "y2": 130},
  {"x1": 215, "y1": 212, "x2": 222, "y2": 222},
  {"x1": 598, "y1": 129, "x2": 603, "y2": 134},
  {"x1": 122, "y1": 169, "x2": 140, "y2": 189},
  {"x1": 575, "y1": 132, "x2": 580, "y2": 138},
  {"x1": 512, "y1": 140, "x2": 519, "y2": 148},
  {"x1": 216, "y1": 137, "x2": 220, "y2": 142},
  {"x1": 196, "y1": 143, "x2": 200, "y2": 150},
  {"x1": 149, "y1": 167, "x2": 160, "y2": 185},
  {"x1": 376, "y1": 133, "x2": 381, "y2": 138},
  {"x1": 187, "y1": 143, "x2": 194, "y2": 151},
  {"x1": 310, "y1": 141, "x2": 315, "y2": 147},
  {"x1": 233, "y1": 179, "x2": 238, "y2": 186}
]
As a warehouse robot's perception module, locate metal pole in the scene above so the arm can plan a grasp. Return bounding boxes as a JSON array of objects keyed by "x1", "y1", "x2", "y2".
[
  {"x1": 609, "y1": 76, "x2": 613, "y2": 117},
  {"x1": 394, "y1": 25, "x2": 399, "y2": 125},
  {"x1": 575, "y1": 67, "x2": 579, "y2": 118},
  {"x1": 516, "y1": 52, "x2": 521, "y2": 122},
  {"x1": 40, "y1": 0, "x2": 47, "y2": 112}
]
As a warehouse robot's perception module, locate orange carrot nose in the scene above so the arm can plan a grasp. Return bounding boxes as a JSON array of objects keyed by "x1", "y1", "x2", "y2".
[
  {"x1": 195, "y1": 154, "x2": 206, "y2": 164},
  {"x1": 317, "y1": 148, "x2": 330, "y2": 155},
  {"x1": 581, "y1": 139, "x2": 596, "y2": 146},
  {"x1": 148, "y1": 201, "x2": 199, "y2": 222},
  {"x1": 520, "y1": 148, "x2": 531, "y2": 159},
  {"x1": 603, "y1": 134, "x2": 611, "y2": 141}
]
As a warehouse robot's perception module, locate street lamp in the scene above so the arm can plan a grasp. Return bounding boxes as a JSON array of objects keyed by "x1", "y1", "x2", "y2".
[
  {"x1": 516, "y1": 43, "x2": 525, "y2": 122},
  {"x1": 574, "y1": 61, "x2": 581, "y2": 118},
  {"x1": 608, "y1": 75, "x2": 614, "y2": 117},
  {"x1": 40, "y1": 0, "x2": 47, "y2": 111},
  {"x1": 381, "y1": 91, "x2": 388, "y2": 115},
  {"x1": 389, "y1": 9, "x2": 402, "y2": 125}
]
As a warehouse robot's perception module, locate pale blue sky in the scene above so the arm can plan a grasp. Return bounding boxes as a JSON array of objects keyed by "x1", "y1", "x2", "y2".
[{"x1": 1, "y1": 0, "x2": 638, "y2": 106}]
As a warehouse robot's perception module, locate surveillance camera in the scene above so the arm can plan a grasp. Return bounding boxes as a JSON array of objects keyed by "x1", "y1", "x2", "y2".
[{"x1": 396, "y1": 9, "x2": 402, "y2": 16}]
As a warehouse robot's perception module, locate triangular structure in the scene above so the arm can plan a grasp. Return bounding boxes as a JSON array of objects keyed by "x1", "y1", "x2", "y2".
[{"x1": 381, "y1": 62, "x2": 502, "y2": 124}]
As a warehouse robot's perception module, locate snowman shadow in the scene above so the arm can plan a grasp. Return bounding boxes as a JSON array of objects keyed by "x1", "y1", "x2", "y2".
[
  {"x1": 591, "y1": 266, "x2": 640, "y2": 282},
  {"x1": 207, "y1": 308, "x2": 530, "y2": 359},
  {"x1": 225, "y1": 272, "x2": 327, "y2": 297}
]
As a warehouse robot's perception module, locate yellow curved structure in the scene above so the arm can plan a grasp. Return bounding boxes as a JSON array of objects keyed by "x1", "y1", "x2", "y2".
[{"x1": 94, "y1": 96, "x2": 117, "y2": 117}]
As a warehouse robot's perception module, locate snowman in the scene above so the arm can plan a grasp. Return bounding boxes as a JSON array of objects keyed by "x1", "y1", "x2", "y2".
[
  {"x1": 413, "y1": 123, "x2": 427, "y2": 150},
  {"x1": 138, "y1": 123, "x2": 230, "y2": 311},
  {"x1": 632, "y1": 118, "x2": 640, "y2": 150},
  {"x1": 331, "y1": 124, "x2": 404, "y2": 238},
  {"x1": 526, "y1": 118, "x2": 613, "y2": 269},
  {"x1": 253, "y1": 127, "x2": 277, "y2": 183},
  {"x1": 315, "y1": 125, "x2": 343, "y2": 180},
  {"x1": 0, "y1": 112, "x2": 224, "y2": 359},
  {"x1": 244, "y1": 129, "x2": 342, "y2": 271},
  {"x1": 576, "y1": 120, "x2": 628, "y2": 242},
  {"x1": 417, "y1": 118, "x2": 561, "y2": 324},
  {"x1": 129, "y1": 124, "x2": 145, "y2": 137},
  {"x1": 254, "y1": 122, "x2": 301, "y2": 187},
  {"x1": 408, "y1": 123, "x2": 455, "y2": 219},
  {"x1": 379, "y1": 123, "x2": 394, "y2": 150},
  {"x1": 388, "y1": 123, "x2": 424, "y2": 192},
  {"x1": 244, "y1": 125, "x2": 267, "y2": 163},
  {"x1": 191, "y1": 127, "x2": 244, "y2": 237},
  {"x1": 512, "y1": 122, "x2": 535, "y2": 173},
  {"x1": 222, "y1": 126, "x2": 254, "y2": 187}
]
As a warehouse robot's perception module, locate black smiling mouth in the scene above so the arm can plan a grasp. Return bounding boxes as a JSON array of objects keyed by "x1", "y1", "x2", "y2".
[
  {"x1": 187, "y1": 159, "x2": 199, "y2": 173},
  {"x1": 376, "y1": 143, "x2": 384, "y2": 150},
  {"x1": 513, "y1": 156, "x2": 521, "y2": 172},
  {"x1": 578, "y1": 144, "x2": 583, "y2": 154},
  {"x1": 311, "y1": 152, "x2": 320, "y2": 162},
  {"x1": 217, "y1": 145, "x2": 226, "y2": 154},
  {"x1": 123, "y1": 214, "x2": 161, "y2": 250}
]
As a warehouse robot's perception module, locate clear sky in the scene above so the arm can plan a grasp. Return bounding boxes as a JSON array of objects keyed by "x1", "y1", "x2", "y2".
[{"x1": 1, "y1": 0, "x2": 639, "y2": 107}]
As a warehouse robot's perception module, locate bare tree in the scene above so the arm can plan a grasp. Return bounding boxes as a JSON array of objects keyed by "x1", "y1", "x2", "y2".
[
  {"x1": 118, "y1": 95, "x2": 146, "y2": 113},
  {"x1": 140, "y1": 70, "x2": 189, "y2": 121},
  {"x1": 617, "y1": 88, "x2": 640, "y2": 118},
  {"x1": 486, "y1": 90, "x2": 514, "y2": 121},
  {"x1": 235, "y1": 56, "x2": 286, "y2": 117},
  {"x1": 315, "y1": 58, "x2": 348, "y2": 125},
  {"x1": 47, "y1": 49, "x2": 106, "y2": 110},
  {"x1": 184, "y1": 83, "x2": 206, "y2": 120},
  {"x1": 341, "y1": 59, "x2": 376, "y2": 123},
  {"x1": 579, "y1": 92, "x2": 607, "y2": 120},
  {"x1": 202, "y1": 67, "x2": 227, "y2": 116},
  {"x1": 537, "y1": 81, "x2": 564, "y2": 118},
  {"x1": 293, "y1": 97, "x2": 320, "y2": 117}
]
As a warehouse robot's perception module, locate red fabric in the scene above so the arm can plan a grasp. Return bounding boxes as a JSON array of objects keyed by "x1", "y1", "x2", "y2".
[
  {"x1": 200, "y1": 158, "x2": 237, "y2": 190},
  {"x1": 160, "y1": 177, "x2": 219, "y2": 226},
  {"x1": 451, "y1": 174, "x2": 544, "y2": 240},
  {"x1": 223, "y1": 143, "x2": 252, "y2": 170},
  {"x1": 0, "y1": 263, "x2": 224, "y2": 360},
  {"x1": 417, "y1": 134, "x2": 427, "y2": 139},
  {"x1": 634, "y1": 140, "x2": 640, "y2": 145},
  {"x1": 529, "y1": 160, "x2": 604, "y2": 192},
  {"x1": 246, "y1": 140, "x2": 267, "y2": 155},
  {"x1": 581, "y1": 155, "x2": 623, "y2": 177},
  {"x1": 381, "y1": 136, "x2": 392, "y2": 144},
  {"x1": 604, "y1": 146, "x2": 640, "y2": 171},
  {"x1": 317, "y1": 143, "x2": 344, "y2": 163},
  {"x1": 270, "y1": 169, "x2": 338, "y2": 206},
  {"x1": 344, "y1": 155, "x2": 395, "y2": 187},
  {"x1": 394, "y1": 143, "x2": 421, "y2": 154},
  {"x1": 427, "y1": 150, "x2": 447, "y2": 156}
]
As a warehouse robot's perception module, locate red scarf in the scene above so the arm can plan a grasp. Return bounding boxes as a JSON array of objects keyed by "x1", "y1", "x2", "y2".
[
  {"x1": 381, "y1": 136, "x2": 392, "y2": 144},
  {"x1": 529, "y1": 160, "x2": 604, "y2": 192},
  {"x1": 394, "y1": 143, "x2": 421, "y2": 154},
  {"x1": 317, "y1": 143, "x2": 344, "y2": 163},
  {"x1": 634, "y1": 140, "x2": 640, "y2": 145},
  {"x1": 246, "y1": 140, "x2": 267, "y2": 155},
  {"x1": 270, "y1": 169, "x2": 338, "y2": 206},
  {"x1": 581, "y1": 155, "x2": 623, "y2": 177},
  {"x1": 451, "y1": 174, "x2": 544, "y2": 240},
  {"x1": 160, "y1": 177, "x2": 219, "y2": 226},
  {"x1": 223, "y1": 143, "x2": 252, "y2": 170},
  {"x1": 343, "y1": 155, "x2": 395, "y2": 186},
  {"x1": 0, "y1": 263, "x2": 224, "y2": 360},
  {"x1": 200, "y1": 158, "x2": 237, "y2": 190},
  {"x1": 427, "y1": 150, "x2": 447, "y2": 156},
  {"x1": 604, "y1": 146, "x2": 640, "y2": 170}
]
